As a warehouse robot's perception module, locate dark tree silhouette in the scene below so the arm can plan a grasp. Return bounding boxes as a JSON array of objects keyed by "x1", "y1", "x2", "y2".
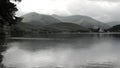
[
  {"x1": 0, "y1": 0, "x2": 22, "y2": 67},
  {"x1": 108, "y1": 24, "x2": 120, "y2": 32},
  {"x1": 0, "y1": 0, "x2": 21, "y2": 25}
]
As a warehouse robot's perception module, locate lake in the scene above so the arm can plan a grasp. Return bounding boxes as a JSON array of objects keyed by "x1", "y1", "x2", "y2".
[{"x1": 2, "y1": 34, "x2": 120, "y2": 68}]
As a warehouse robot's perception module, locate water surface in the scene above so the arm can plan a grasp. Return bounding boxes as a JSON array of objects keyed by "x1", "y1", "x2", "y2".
[{"x1": 2, "y1": 34, "x2": 120, "y2": 68}]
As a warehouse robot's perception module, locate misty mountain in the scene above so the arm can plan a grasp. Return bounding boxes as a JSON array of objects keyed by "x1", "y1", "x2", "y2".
[
  {"x1": 11, "y1": 22, "x2": 89, "y2": 37},
  {"x1": 21, "y1": 12, "x2": 61, "y2": 26},
  {"x1": 13, "y1": 22, "x2": 60, "y2": 33},
  {"x1": 44, "y1": 23, "x2": 90, "y2": 32},
  {"x1": 11, "y1": 22, "x2": 61, "y2": 37},
  {"x1": 107, "y1": 21, "x2": 120, "y2": 27},
  {"x1": 52, "y1": 15, "x2": 110, "y2": 29},
  {"x1": 108, "y1": 24, "x2": 120, "y2": 32},
  {"x1": 14, "y1": 22, "x2": 40, "y2": 30},
  {"x1": 10, "y1": 22, "x2": 41, "y2": 37}
]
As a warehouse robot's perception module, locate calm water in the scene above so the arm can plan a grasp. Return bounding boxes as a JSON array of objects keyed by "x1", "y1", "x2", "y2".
[{"x1": 2, "y1": 34, "x2": 120, "y2": 68}]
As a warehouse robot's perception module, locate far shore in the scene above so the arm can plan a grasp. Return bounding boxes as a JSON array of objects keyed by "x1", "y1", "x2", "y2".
[{"x1": 8, "y1": 32, "x2": 120, "y2": 40}]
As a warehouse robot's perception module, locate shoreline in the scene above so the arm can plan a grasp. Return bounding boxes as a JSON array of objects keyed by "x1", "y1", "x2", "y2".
[{"x1": 9, "y1": 33, "x2": 120, "y2": 40}]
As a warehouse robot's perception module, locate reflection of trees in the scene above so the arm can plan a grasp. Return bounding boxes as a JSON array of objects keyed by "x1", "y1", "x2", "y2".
[{"x1": 111, "y1": 34, "x2": 120, "y2": 38}]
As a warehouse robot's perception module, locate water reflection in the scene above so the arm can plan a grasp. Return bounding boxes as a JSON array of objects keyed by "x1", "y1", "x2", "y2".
[
  {"x1": 0, "y1": 33, "x2": 7, "y2": 68},
  {"x1": 2, "y1": 34, "x2": 120, "y2": 68}
]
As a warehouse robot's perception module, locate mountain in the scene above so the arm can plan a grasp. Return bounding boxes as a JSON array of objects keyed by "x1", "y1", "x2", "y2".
[
  {"x1": 11, "y1": 22, "x2": 89, "y2": 37},
  {"x1": 10, "y1": 22, "x2": 41, "y2": 37},
  {"x1": 44, "y1": 22, "x2": 90, "y2": 32},
  {"x1": 108, "y1": 24, "x2": 120, "y2": 32},
  {"x1": 52, "y1": 15, "x2": 110, "y2": 29},
  {"x1": 107, "y1": 21, "x2": 120, "y2": 27},
  {"x1": 12, "y1": 22, "x2": 62, "y2": 33},
  {"x1": 21, "y1": 12, "x2": 61, "y2": 26},
  {"x1": 14, "y1": 22, "x2": 40, "y2": 30}
]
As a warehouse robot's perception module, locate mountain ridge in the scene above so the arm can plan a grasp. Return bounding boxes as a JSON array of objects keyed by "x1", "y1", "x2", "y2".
[
  {"x1": 52, "y1": 14, "x2": 110, "y2": 29},
  {"x1": 44, "y1": 22, "x2": 90, "y2": 32},
  {"x1": 21, "y1": 12, "x2": 61, "y2": 26}
]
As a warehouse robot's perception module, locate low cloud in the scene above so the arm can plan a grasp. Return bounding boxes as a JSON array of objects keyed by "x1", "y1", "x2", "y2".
[
  {"x1": 17, "y1": 0, "x2": 120, "y2": 22},
  {"x1": 66, "y1": 0, "x2": 120, "y2": 22},
  {"x1": 89, "y1": 0, "x2": 120, "y2": 2}
]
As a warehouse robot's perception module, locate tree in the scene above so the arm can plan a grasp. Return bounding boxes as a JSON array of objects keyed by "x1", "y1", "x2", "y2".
[
  {"x1": 0, "y1": 0, "x2": 22, "y2": 66},
  {"x1": 0, "y1": 0, "x2": 21, "y2": 25},
  {"x1": 108, "y1": 24, "x2": 120, "y2": 32}
]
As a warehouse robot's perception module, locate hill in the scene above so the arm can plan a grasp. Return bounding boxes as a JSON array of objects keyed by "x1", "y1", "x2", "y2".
[
  {"x1": 52, "y1": 15, "x2": 110, "y2": 29},
  {"x1": 108, "y1": 24, "x2": 120, "y2": 32},
  {"x1": 21, "y1": 12, "x2": 61, "y2": 26},
  {"x1": 44, "y1": 22, "x2": 90, "y2": 32},
  {"x1": 10, "y1": 22, "x2": 41, "y2": 37}
]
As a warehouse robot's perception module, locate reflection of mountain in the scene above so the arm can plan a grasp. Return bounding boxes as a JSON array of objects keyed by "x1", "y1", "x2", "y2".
[
  {"x1": 80, "y1": 62, "x2": 116, "y2": 68},
  {"x1": 22, "y1": 12, "x2": 61, "y2": 26},
  {"x1": 52, "y1": 15, "x2": 109, "y2": 29}
]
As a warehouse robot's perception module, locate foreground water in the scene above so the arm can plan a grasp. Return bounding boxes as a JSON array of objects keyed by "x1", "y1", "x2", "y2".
[{"x1": 2, "y1": 34, "x2": 120, "y2": 68}]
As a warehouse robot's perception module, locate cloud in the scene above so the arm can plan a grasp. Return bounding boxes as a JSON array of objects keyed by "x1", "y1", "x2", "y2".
[
  {"x1": 89, "y1": 0, "x2": 120, "y2": 2},
  {"x1": 66, "y1": 0, "x2": 120, "y2": 22},
  {"x1": 17, "y1": 0, "x2": 120, "y2": 22}
]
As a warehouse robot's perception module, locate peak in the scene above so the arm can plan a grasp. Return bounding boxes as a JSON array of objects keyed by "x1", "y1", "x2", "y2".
[
  {"x1": 52, "y1": 14, "x2": 89, "y2": 18},
  {"x1": 22, "y1": 12, "x2": 42, "y2": 17},
  {"x1": 23, "y1": 12, "x2": 51, "y2": 17},
  {"x1": 27, "y1": 12, "x2": 40, "y2": 15}
]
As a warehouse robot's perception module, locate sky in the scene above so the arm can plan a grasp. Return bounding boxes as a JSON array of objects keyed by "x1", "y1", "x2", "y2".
[{"x1": 16, "y1": 0, "x2": 120, "y2": 22}]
